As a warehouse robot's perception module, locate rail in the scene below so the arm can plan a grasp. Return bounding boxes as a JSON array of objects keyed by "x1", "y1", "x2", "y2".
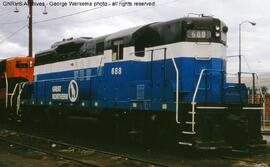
[
  {"x1": 0, "y1": 128, "x2": 169, "y2": 167},
  {"x1": 172, "y1": 57, "x2": 180, "y2": 124}
]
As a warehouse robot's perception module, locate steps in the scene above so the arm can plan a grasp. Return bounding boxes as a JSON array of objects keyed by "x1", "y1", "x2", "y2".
[
  {"x1": 178, "y1": 107, "x2": 196, "y2": 146},
  {"x1": 178, "y1": 105, "x2": 227, "y2": 146}
]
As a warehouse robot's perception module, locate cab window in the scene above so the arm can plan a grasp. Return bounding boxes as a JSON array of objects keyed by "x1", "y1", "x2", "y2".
[
  {"x1": 16, "y1": 61, "x2": 28, "y2": 68},
  {"x1": 112, "y1": 40, "x2": 124, "y2": 61}
]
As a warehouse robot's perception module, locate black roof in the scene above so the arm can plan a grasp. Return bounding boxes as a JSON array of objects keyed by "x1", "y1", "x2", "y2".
[
  {"x1": 34, "y1": 16, "x2": 225, "y2": 65},
  {"x1": 51, "y1": 37, "x2": 90, "y2": 49},
  {"x1": 105, "y1": 25, "x2": 146, "y2": 41}
]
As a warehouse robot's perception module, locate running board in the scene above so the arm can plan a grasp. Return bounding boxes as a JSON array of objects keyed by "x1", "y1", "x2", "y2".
[
  {"x1": 185, "y1": 121, "x2": 195, "y2": 125},
  {"x1": 242, "y1": 107, "x2": 264, "y2": 110},
  {"x1": 188, "y1": 112, "x2": 196, "y2": 114},
  {"x1": 196, "y1": 106, "x2": 228, "y2": 109},
  {"x1": 178, "y1": 142, "x2": 193, "y2": 146}
]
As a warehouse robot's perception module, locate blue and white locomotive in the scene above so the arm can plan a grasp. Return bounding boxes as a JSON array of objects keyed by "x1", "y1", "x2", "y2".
[{"x1": 20, "y1": 16, "x2": 266, "y2": 149}]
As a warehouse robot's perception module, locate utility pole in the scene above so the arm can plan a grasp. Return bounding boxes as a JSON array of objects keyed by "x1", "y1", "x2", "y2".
[
  {"x1": 28, "y1": 0, "x2": 33, "y2": 57},
  {"x1": 15, "y1": 0, "x2": 47, "y2": 57}
]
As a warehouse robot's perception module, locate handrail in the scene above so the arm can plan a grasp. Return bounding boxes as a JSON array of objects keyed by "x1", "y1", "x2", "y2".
[
  {"x1": 97, "y1": 54, "x2": 104, "y2": 76},
  {"x1": 236, "y1": 72, "x2": 266, "y2": 129},
  {"x1": 191, "y1": 69, "x2": 224, "y2": 132},
  {"x1": 4, "y1": 72, "x2": 8, "y2": 109},
  {"x1": 16, "y1": 82, "x2": 26, "y2": 116},
  {"x1": 255, "y1": 73, "x2": 266, "y2": 102},
  {"x1": 10, "y1": 83, "x2": 19, "y2": 109},
  {"x1": 129, "y1": 47, "x2": 168, "y2": 56},
  {"x1": 192, "y1": 69, "x2": 207, "y2": 104},
  {"x1": 191, "y1": 69, "x2": 206, "y2": 132},
  {"x1": 262, "y1": 101, "x2": 266, "y2": 129},
  {"x1": 255, "y1": 73, "x2": 266, "y2": 129},
  {"x1": 21, "y1": 74, "x2": 99, "y2": 85},
  {"x1": 172, "y1": 58, "x2": 180, "y2": 124}
]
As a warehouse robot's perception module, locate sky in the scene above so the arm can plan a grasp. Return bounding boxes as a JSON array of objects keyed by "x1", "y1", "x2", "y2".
[{"x1": 0, "y1": 0, "x2": 270, "y2": 75}]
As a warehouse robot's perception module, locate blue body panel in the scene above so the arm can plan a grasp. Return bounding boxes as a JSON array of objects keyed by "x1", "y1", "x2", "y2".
[{"x1": 22, "y1": 57, "x2": 247, "y2": 112}]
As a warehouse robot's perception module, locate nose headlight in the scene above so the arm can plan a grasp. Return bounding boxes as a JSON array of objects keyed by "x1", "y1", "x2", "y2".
[
  {"x1": 215, "y1": 32, "x2": 220, "y2": 37},
  {"x1": 215, "y1": 25, "x2": 220, "y2": 31},
  {"x1": 29, "y1": 61, "x2": 33, "y2": 67}
]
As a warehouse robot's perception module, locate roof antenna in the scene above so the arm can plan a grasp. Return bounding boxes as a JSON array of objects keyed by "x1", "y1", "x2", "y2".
[
  {"x1": 187, "y1": 13, "x2": 204, "y2": 17},
  {"x1": 202, "y1": 14, "x2": 214, "y2": 17},
  {"x1": 14, "y1": 4, "x2": 19, "y2": 13},
  {"x1": 187, "y1": 13, "x2": 214, "y2": 17},
  {"x1": 42, "y1": 5, "x2": 48, "y2": 15}
]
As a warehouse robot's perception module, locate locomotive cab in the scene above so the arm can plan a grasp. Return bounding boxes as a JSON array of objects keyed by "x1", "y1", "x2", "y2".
[{"x1": 0, "y1": 57, "x2": 34, "y2": 115}]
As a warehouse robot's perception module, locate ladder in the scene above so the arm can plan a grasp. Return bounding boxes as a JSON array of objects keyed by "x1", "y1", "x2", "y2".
[
  {"x1": 171, "y1": 60, "x2": 203, "y2": 146},
  {"x1": 178, "y1": 108, "x2": 196, "y2": 146},
  {"x1": 178, "y1": 70, "x2": 206, "y2": 146}
]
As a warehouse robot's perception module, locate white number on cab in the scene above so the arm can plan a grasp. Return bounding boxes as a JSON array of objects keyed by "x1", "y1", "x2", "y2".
[{"x1": 111, "y1": 67, "x2": 122, "y2": 75}]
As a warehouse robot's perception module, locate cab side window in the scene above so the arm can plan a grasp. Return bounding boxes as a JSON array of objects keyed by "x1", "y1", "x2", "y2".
[
  {"x1": 16, "y1": 61, "x2": 29, "y2": 68},
  {"x1": 96, "y1": 42, "x2": 104, "y2": 55},
  {"x1": 0, "y1": 60, "x2": 6, "y2": 73},
  {"x1": 112, "y1": 40, "x2": 124, "y2": 61}
]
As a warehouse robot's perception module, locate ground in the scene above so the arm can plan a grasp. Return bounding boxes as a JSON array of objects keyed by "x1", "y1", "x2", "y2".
[
  {"x1": 0, "y1": 126, "x2": 269, "y2": 167},
  {"x1": 0, "y1": 149, "x2": 76, "y2": 167}
]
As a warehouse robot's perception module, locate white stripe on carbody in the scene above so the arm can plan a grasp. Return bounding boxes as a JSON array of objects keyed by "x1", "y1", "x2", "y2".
[{"x1": 35, "y1": 42, "x2": 226, "y2": 75}]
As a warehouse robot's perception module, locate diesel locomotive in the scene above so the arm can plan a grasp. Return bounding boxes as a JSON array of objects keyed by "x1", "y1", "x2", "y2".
[
  {"x1": 17, "y1": 16, "x2": 266, "y2": 149},
  {"x1": 0, "y1": 57, "x2": 34, "y2": 117}
]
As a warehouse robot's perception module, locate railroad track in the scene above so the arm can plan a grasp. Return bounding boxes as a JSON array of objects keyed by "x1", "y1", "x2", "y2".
[
  {"x1": 0, "y1": 128, "x2": 168, "y2": 167},
  {"x1": 1, "y1": 126, "x2": 270, "y2": 167},
  {"x1": 220, "y1": 149, "x2": 270, "y2": 166}
]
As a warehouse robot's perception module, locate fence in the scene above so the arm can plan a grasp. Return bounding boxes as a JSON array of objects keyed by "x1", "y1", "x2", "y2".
[
  {"x1": 263, "y1": 94, "x2": 270, "y2": 124},
  {"x1": 249, "y1": 94, "x2": 270, "y2": 124}
]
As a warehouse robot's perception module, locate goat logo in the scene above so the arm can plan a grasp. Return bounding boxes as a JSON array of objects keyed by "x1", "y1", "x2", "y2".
[{"x1": 68, "y1": 80, "x2": 79, "y2": 102}]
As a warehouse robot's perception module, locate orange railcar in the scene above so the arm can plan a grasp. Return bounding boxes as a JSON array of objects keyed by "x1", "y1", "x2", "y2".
[{"x1": 0, "y1": 57, "x2": 34, "y2": 112}]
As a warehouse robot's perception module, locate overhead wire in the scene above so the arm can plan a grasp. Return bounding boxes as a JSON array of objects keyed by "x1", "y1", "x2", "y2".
[
  {"x1": 0, "y1": 0, "x2": 125, "y2": 46},
  {"x1": 33, "y1": 0, "x2": 181, "y2": 27},
  {"x1": 1, "y1": 0, "x2": 180, "y2": 26},
  {"x1": 1, "y1": 1, "x2": 110, "y2": 26},
  {"x1": 72, "y1": 0, "x2": 181, "y2": 24},
  {"x1": 0, "y1": 20, "x2": 27, "y2": 25},
  {"x1": 0, "y1": 6, "x2": 28, "y2": 26},
  {"x1": 33, "y1": 0, "x2": 126, "y2": 25},
  {"x1": 32, "y1": 0, "x2": 180, "y2": 25},
  {"x1": 0, "y1": 25, "x2": 27, "y2": 44},
  {"x1": 0, "y1": 5, "x2": 26, "y2": 17},
  {"x1": 0, "y1": 7, "x2": 13, "y2": 15}
]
